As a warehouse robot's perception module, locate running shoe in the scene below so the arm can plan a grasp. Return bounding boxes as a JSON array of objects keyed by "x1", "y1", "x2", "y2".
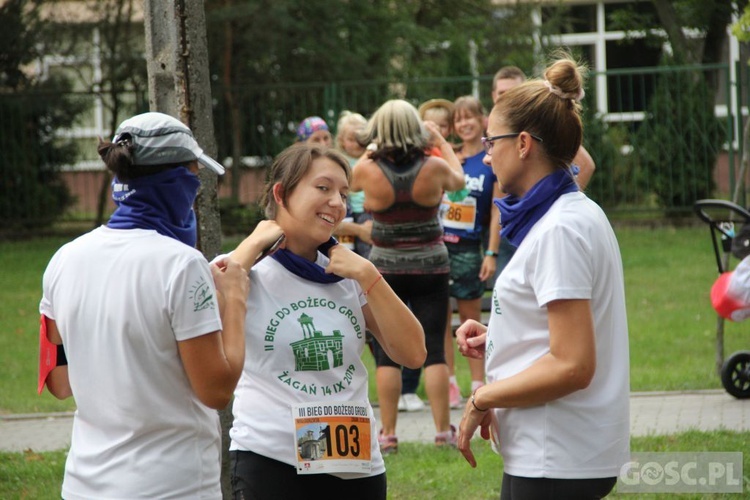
[
  {"x1": 378, "y1": 430, "x2": 398, "y2": 455},
  {"x1": 449, "y1": 380, "x2": 462, "y2": 409},
  {"x1": 435, "y1": 424, "x2": 458, "y2": 448},
  {"x1": 399, "y1": 393, "x2": 425, "y2": 412}
]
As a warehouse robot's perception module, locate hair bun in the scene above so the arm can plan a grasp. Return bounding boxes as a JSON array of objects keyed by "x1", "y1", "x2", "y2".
[
  {"x1": 543, "y1": 58, "x2": 586, "y2": 102},
  {"x1": 543, "y1": 80, "x2": 585, "y2": 102}
]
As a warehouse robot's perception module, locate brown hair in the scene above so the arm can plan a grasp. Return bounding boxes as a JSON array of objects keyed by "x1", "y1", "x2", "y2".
[
  {"x1": 422, "y1": 106, "x2": 452, "y2": 124},
  {"x1": 261, "y1": 143, "x2": 352, "y2": 219},
  {"x1": 493, "y1": 52, "x2": 586, "y2": 170},
  {"x1": 453, "y1": 95, "x2": 486, "y2": 122},
  {"x1": 492, "y1": 66, "x2": 526, "y2": 90},
  {"x1": 97, "y1": 137, "x2": 179, "y2": 181}
]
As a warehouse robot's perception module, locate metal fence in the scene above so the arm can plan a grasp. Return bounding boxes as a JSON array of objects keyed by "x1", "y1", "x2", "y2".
[{"x1": 1, "y1": 63, "x2": 745, "y2": 229}]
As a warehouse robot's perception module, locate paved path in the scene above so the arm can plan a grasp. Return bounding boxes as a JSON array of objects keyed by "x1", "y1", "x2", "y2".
[{"x1": 2, "y1": 390, "x2": 749, "y2": 453}]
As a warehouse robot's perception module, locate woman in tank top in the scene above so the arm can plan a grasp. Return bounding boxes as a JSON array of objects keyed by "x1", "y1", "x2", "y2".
[{"x1": 351, "y1": 99, "x2": 466, "y2": 453}]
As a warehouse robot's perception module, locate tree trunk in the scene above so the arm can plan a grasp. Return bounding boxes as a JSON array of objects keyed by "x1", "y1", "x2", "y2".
[
  {"x1": 143, "y1": 0, "x2": 229, "y2": 496},
  {"x1": 221, "y1": 5, "x2": 243, "y2": 204},
  {"x1": 652, "y1": 0, "x2": 700, "y2": 65}
]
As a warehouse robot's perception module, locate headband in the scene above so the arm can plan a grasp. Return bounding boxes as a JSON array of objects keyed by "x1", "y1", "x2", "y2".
[{"x1": 296, "y1": 116, "x2": 329, "y2": 142}]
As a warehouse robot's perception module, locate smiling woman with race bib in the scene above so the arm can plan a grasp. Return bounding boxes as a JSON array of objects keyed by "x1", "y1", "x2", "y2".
[{"x1": 223, "y1": 143, "x2": 425, "y2": 499}]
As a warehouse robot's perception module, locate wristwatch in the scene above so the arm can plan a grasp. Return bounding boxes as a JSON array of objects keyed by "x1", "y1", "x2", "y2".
[{"x1": 485, "y1": 250, "x2": 499, "y2": 257}]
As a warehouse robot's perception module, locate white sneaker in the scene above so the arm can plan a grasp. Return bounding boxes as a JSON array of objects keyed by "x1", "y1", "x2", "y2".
[
  {"x1": 397, "y1": 395, "x2": 407, "y2": 412},
  {"x1": 400, "y1": 393, "x2": 425, "y2": 412}
]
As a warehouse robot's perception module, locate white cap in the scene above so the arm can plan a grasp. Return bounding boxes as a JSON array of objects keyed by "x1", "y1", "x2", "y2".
[{"x1": 113, "y1": 112, "x2": 225, "y2": 174}]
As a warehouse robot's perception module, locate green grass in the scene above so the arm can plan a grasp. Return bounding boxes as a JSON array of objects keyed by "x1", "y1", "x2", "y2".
[
  {"x1": 2, "y1": 228, "x2": 748, "y2": 498},
  {"x1": 617, "y1": 226, "x2": 750, "y2": 392},
  {"x1": 0, "y1": 450, "x2": 67, "y2": 500},
  {"x1": 3, "y1": 226, "x2": 750, "y2": 415},
  {"x1": 0, "y1": 238, "x2": 77, "y2": 414},
  {"x1": 2, "y1": 431, "x2": 749, "y2": 499}
]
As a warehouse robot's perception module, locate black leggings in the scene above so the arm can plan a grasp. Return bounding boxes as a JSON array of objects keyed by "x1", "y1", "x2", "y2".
[
  {"x1": 371, "y1": 273, "x2": 449, "y2": 368},
  {"x1": 500, "y1": 473, "x2": 617, "y2": 500},
  {"x1": 230, "y1": 450, "x2": 386, "y2": 500}
]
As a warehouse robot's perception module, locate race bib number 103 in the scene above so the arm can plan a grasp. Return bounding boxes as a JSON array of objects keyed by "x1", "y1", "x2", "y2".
[{"x1": 292, "y1": 401, "x2": 372, "y2": 475}]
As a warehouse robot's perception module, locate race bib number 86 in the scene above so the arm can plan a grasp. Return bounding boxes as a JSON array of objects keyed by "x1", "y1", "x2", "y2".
[{"x1": 441, "y1": 196, "x2": 477, "y2": 230}]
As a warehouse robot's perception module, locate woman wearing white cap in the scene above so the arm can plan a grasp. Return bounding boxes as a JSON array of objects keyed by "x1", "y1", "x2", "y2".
[{"x1": 38, "y1": 112, "x2": 282, "y2": 499}]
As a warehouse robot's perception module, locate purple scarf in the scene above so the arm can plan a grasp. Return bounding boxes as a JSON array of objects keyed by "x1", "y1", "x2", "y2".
[
  {"x1": 494, "y1": 169, "x2": 578, "y2": 248},
  {"x1": 271, "y1": 237, "x2": 344, "y2": 284},
  {"x1": 108, "y1": 167, "x2": 199, "y2": 247}
]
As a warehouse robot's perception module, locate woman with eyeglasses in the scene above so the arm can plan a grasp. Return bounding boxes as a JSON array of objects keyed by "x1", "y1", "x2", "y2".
[{"x1": 455, "y1": 52, "x2": 630, "y2": 500}]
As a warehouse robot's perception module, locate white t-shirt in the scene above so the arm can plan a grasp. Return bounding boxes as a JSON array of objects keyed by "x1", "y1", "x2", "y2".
[
  {"x1": 40, "y1": 226, "x2": 224, "y2": 499},
  {"x1": 486, "y1": 192, "x2": 630, "y2": 479},
  {"x1": 229, "y1": 254, "x2": 385, "y2": 478}
]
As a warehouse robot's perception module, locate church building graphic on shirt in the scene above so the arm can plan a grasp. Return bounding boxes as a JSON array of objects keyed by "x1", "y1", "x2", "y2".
[{"x1": 290, "y1": 313, "x2": 344, "y2": 371}]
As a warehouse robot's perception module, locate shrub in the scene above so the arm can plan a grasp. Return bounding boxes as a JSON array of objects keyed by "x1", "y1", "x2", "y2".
[
  {"x1": 0, "y1": 1, "x2": 88, "y2": 231},
  {"x1": 219, "y1": 199, "x2": 266, "y2": 236},
  {"x1": 632, "y1": 68, "x2": 725, "y2": 213},
  {"x1": 581, "y1": 107, "x2": 635, "y2": 209}
]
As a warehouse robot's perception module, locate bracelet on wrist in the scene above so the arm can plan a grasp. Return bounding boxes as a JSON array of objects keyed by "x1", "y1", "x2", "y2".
[
  {"x1": 471, "y1": 390, "x2": 488, "y2": 412},
  {"x1": 485, "y1": 250, "x2": 499, "y2": 258},
  {"x1": 364, "y1": 274, "x2": 383, "y2": 296}
]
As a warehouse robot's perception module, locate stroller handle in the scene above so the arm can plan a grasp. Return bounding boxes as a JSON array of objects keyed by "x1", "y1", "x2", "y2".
[
  {"x1": 694, "y1": 199, "x2": 750, "y2": 273},
  {"x1": 694, "y1": 199, "x2": 750, "y2": 225}
]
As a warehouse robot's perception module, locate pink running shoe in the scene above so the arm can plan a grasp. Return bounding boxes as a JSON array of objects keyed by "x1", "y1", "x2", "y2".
[
  {"x1": 449, "y1": 380, "x2": 462, "y2": 409},
  {"x1": 378, "y1": 430, "x2": 398, "y2": 455},
  {"x1": 435, "y1": 425, "x2": 458, "y2": 448}
]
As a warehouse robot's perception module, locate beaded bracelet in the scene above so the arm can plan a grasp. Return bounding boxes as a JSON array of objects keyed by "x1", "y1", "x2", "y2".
[{"x1": 364, "y1": 274, "x2": 383, "y2": 296}]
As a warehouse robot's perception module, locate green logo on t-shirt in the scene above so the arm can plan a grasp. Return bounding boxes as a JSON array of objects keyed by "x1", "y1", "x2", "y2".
[
  {"x1": 268, "y1": 299, "x2": 363, "y2": 396},
  {"x1": 290, "y1": 313, "x2": 344, "y2": 371},
  {"x1": 189, "y1": 277, "x2": 215, "y2": 312}
]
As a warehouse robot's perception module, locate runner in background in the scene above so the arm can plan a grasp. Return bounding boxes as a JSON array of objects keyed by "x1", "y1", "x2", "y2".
[
  {"x1": 397, "y1": 98, "x2": 459, "y2": 413},
  {"x1": 351, "y1": 99, "x2": 466, "y2": 454},
  {"x1": 296, "y1": 115, "x2": 333, "y2": 148},
  {"x1": 334, "y1": 110, "x2": 373, "y2": 258},
  {"x1": 441, "y1": 96, "x2": 501, "y2": 408}
]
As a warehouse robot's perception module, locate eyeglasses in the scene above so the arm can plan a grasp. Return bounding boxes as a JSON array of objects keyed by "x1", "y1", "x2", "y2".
[{"x1": 481, "y1": 133, "x2": 543, "y2": 155}]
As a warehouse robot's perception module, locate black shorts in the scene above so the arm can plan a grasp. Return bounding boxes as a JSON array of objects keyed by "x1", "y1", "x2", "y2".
[
  {"x1": 500, "y1": 472, "x2": 616, "y2": 500},
  {"x1": 230, "y1": 449, "x2": 386, "y2": 500},
  {"x1": 371, "y1": 272, "x2": 449, "y2": 368}
]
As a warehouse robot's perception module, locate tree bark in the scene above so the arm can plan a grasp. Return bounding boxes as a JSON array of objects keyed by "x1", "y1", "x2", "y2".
[
  {"x1": 221, "y1": 1, "x2": 243, "y2": 204},
  {"x1": 143, "y1": 0, "x2": 229, "y2": 496}
]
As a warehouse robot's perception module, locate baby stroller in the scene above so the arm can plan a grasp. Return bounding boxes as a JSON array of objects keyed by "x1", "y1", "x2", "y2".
[{"x1": 694, "y1": 198, "x2": 750, "y2": 398}]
